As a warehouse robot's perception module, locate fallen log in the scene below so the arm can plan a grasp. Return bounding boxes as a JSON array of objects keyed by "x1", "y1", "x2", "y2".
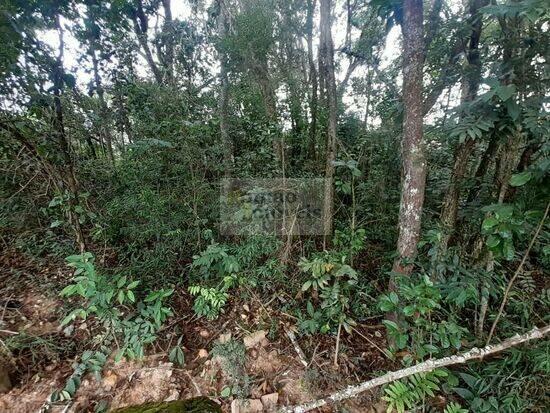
[{"x1": 279, "y1": 325, "x2": 550, "y2": 413}]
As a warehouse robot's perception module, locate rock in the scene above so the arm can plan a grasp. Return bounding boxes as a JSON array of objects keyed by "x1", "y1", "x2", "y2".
[
  {"x1": 111, "y1": 397, "x2": 222, "y2": 412},
  {"x1": 261, "y1": 393, "x2": 279, "y2": 411},
  {"x1": 0, "y1": 366, "x2": 12, "y2": 394},
  {"x1": 62, "y1": 324, "x2": 74, "y2": 337},
  {"x1": 199, "y1": 330, "x2": 210, "y2": 338},
  {"x1": 243, "y1": 330, "x2": 267, "y2": 349},
  {"x1": 165, "y1": 389, "x2": 180, "y2": 402},
  {"x1": 230, "y1": 399, "x2": 263, "y2": 413},
  {"x1": 217, "y1": 332, "x2": 232, "y2": 344},
  {"x1": 198, "y1": 349, "x2": 209, "y2": 358},
  {"x1": 102, "y1": 371, "x2": 119, "y2": 391}
]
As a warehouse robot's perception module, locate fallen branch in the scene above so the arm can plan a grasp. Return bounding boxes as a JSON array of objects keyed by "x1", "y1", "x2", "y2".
[
  {"x1": 279, "y1": 325, "x2": 550, "y2": 413},
  {"x1": 286, "y1": 330, "x2": 308, "y2": 367}
]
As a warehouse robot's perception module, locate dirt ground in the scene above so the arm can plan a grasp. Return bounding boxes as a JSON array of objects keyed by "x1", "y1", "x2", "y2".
[{"x1": 0, "y1": 249, "x2": 390, "y2": 412}]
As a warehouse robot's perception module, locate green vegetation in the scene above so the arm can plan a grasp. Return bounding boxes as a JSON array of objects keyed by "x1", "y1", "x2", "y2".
[{"x1": 0, "y1": 0, "x2": 548, "y2": 412}]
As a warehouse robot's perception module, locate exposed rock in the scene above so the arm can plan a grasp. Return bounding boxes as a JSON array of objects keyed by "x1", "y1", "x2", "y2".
[
  {"x1": 243, "y1": 331, "x2": 267, "y2": 349},
  {"x1": 102, "y1": 370, "x2": 119, "y2": 391},
  {"x1": 260, "y1": 393, "x2": 279, "y2": 411},
  {"x1": 197, "y1": 349, "x2": 209, "y2": 359},
  {"x1": 230, "y1": 399, "x2": 263, "y2": 413},
  {"x1": 217, "y1": 332, "x2": 232, "y2": 344},
  {"x1": 109, "y1": 363, "x2": 174, "y2": 410},
  {"x1": 164, "y1": 389, "x2": 180, "y2": 402}
]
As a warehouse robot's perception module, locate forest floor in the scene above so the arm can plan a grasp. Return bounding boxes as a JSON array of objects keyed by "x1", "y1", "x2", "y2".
[{"x1": 0, "y1": 249, "x2": 392, "y2": 412}]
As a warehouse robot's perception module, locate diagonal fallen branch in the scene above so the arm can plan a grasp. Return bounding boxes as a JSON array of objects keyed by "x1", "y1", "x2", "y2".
[
  {"x1": 279, "y1": 325, "x2": 550, "y2": 413},
  {"x1": 286, "y1": 329, "x2": 309, "y2": 367}
]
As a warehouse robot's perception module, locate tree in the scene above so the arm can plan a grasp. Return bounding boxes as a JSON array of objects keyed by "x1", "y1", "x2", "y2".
[
  {"x1": 391, "y1": 0, "x2": 426, "y2": 276},
  {"x1": 438, "y1": 0, "x2": 489, "y2": 258},
  {"x1": 319, "y1": 0, "x2": 337, "y2": 245}
]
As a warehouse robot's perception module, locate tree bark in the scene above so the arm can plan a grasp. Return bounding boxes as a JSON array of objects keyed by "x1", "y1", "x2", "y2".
[
  {"x1": 466, "y1": 132, "x2": 499, "y2": 204},
  {"x1": 131, "y1": 0, "x2": 163, "y2": 84},
  {"x1": 217, "y1": 0, "x2": 233, "y2": 180},
  {"x1": 161, "y1": 0, "x2": 174, "y2": 83},
  {"x1": 90, "y1": 37, "x2": 114, "y2": 164},
  {"x1": 52, "y1": 15, "x2": 86, "y2": 252},
  {"x1": 319, "y1": 0, "x2": 337, "y2": 246},
  {"x1": 438, "y1": 0, "x2": 488, "y2": 258},
  {"x1": 391, "y1": 0, "x2": 426, "y2": 276},
  {"x1": 306, "y1": 0, "x2": 318, "y2": 161}
]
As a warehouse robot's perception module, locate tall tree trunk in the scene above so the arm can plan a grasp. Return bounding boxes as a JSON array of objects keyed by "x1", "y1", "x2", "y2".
[
  {"x1": 90, "y1": 44, "x2": 114, "y2": 164},
  {"x1": 53, "y1": 14, "x2": 86, "y2": 253},
  {"x1": 319, "y1": 0, "x2": 337, "y2": 246},
  {"x1": 466, "y1": 132, "x2": 499, "y2": 204},
  {"x1": 161, "y1": 0, "x2": 174, "y2": 83},
  {"x1": 131, "y1": 0, "x2": 163, "y2": 84},
  {"x1": 437, "y1": 0, "x2": 488, "y2": 257},
  {"x1": 306, "y1": 0, "x2": 318, "y2": 161},
  {"x1": 364, "y1": 68, "x2": 371, "y2": 129},
  {"x1": 391, "y1": 0, "x2": 425, "y2": 276},
  {"x1": 218, "y1": 0, "x2": 233, "y2": 180}
]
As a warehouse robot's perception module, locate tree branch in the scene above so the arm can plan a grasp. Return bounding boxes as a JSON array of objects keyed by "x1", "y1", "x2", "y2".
[{"x1": 279, "y1": 325, "x2": 550, "y2": 412}]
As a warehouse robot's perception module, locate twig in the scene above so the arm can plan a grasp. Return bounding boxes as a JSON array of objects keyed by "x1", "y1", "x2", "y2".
[
  {"x1": 278, "y1": 325, "x2": 550, "y2": 412},
  {"x1": 351, "y1": 326, "x2": 390, "y2": 360},
  {"x1": 486, "y1": 201, "x2": 549, "y2": 346},
  {"x1": 0, "y1": 329, "x2": 18, "y2": 335},
  {"x1": 333, "y1": 321, "x2": 342, "y2": 367},
  {"x1": 286, "y1": 330, "x2": 308, "y2": 367},
  {"x1": 185, "y1": 371, "x2": 202, "y2": 396}
]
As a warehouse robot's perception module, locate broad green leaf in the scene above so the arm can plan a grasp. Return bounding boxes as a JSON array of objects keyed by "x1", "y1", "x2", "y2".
[{"x1": 509, "y1": 171, "x2": 532, "y2": 187}]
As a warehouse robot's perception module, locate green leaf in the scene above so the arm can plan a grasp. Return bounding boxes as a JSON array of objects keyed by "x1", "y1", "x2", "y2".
[
  {"x1": 117, "y1": 290, "x2": 125, "y2": 304},
  {"x1": 383, "y1": 319, "x2": 400, "y2": 332},
  {"x1": 220, "y1": 387, "x2": 231, "y2": 398},
  {"x1": 509, "y1": 171, "x2": 532, "y2": 187},
  {"x1": 117, "y1": 276, "x2": 127, "y2": 288},
  {"x1": 506, "y1": 100, "x2": 520, "y2": 121},
  {"x1": 482, "y1": 217, "x2": 498, "y2": 231},
  {"x1": 50, "y1": 220, "x2": 63, "y2": 228},
  {"x1": 496, "y1": 84, "x2": 515, "y2": 101},
  {"x1": 503, "y1": 241, "x2": 515, "y2": 261},
  {"x1": 127, "y1": 280, "x2": 140, "y2": 289},
  {"x1": 486, "y1": 235, "x2": 500, "y2": 249}
]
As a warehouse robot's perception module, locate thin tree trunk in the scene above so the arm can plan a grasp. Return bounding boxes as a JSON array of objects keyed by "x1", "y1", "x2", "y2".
[
  {"x1": 218, "y1": 0, "x2": 233, "y2": 180},
  {"x1": 161, "y1": 0, "x2": 174, "y2": 83},
  {"x1": 438, "y1": 0, "x2": 488, "y2": 257},
  {"x1": 91, "y1": 46, "x2": 114, "y2": 164},
  {"x1": 363, "y1": 68, "x2": 371, "y2": 129},
  {"x1": 306, "y1": 0, "x2": 318, "y2": 161},
  {"x1": 391, "y1": 0, "x2": 426, "y2": 276},
  {"x1": 53, "y1": 14, "x2": 86, "y2": 253},
  {"x1": 319, "y1": 0, "x2": 337, "y2": 246},
  {"x1": 131, "y1": 0, "x2": 163, "y2": 84},
  {"x1": 466, "y1": 132, "x2": 499, "y2": 204}
]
